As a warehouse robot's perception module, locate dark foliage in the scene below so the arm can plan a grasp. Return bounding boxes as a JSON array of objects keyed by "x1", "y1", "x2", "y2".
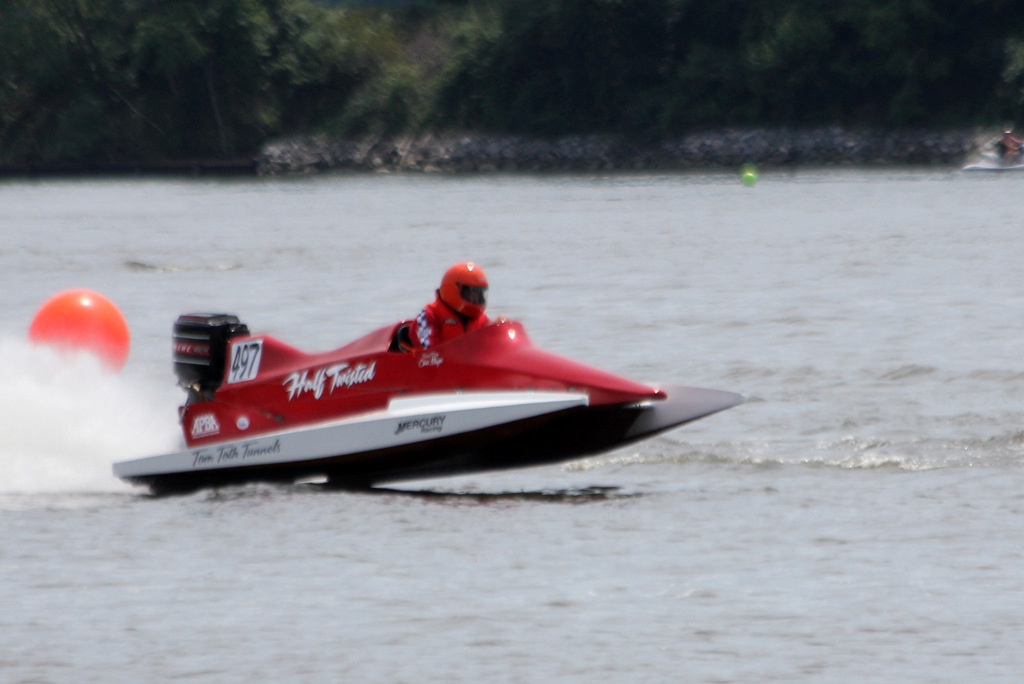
[{"x1": 1, "y1": 0, "x2": 1022, "y2": 165}]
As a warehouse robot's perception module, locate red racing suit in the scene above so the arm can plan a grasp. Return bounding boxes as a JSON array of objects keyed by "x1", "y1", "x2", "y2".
[{"x1": 410, "y1": 292, "x2": 490, "y2": 350}]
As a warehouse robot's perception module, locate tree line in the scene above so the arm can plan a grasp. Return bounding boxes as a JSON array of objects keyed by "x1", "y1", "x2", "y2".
[{"x1": 2, "y1": 0, "x2": 1023, "y2": 167}]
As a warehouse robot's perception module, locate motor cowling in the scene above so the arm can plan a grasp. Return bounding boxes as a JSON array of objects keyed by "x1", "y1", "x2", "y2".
[{"x1": 173, "y1": 313, "x2": 249, "y2": 397}]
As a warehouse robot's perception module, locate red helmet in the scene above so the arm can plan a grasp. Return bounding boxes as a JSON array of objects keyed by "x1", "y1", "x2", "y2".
[{"x1": 439, "y1": 262, "x2": 488, "y2": 319}]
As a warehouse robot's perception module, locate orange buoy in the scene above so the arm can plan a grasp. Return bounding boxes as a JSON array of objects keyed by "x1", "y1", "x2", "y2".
[{"x1": 28, "y1": 289, "x2": 131, "y2": 371}]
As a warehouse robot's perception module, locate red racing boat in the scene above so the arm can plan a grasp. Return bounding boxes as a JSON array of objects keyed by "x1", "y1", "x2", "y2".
[{"x1": 113, "y1": 314, "x2": 742, "y2": 493}]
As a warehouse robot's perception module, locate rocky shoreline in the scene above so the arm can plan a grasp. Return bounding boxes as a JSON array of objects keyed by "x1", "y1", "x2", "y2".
[
  {"x1": 0, "y1": 128, "x2": 987, "y2": 177},
  {"x1": 256, "y1": 128, "x2": 984, "y2": 175}
]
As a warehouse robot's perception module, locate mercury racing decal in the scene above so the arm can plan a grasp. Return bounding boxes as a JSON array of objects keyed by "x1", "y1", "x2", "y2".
[
  {"x1": 283, "y1": 362, "x2": 376, "y2": 401},
  {"x1": 395, "y1": 415, "x2": 446, "y2": 436}
]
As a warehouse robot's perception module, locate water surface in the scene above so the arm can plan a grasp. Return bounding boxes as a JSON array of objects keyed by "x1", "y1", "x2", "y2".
[{"x1": 1, "y1": 168, "x2": 1021, "y2": 682}]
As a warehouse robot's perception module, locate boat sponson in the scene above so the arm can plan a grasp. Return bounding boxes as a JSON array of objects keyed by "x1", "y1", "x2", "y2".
[{"x1": 125, "y1": 385, "x2": 742, "y2": 494}]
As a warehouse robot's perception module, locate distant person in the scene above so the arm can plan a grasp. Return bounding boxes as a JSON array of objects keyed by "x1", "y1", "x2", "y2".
[
  {"x1": 998, "y1": 128, "x2": 1022, "y2": 161},
  {"x1": 409, "y1": 262, "x2": 490, "y2": 350}
]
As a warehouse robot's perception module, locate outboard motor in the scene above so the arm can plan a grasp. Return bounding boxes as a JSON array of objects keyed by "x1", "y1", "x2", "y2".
[{"x1": 173, "y1": 313, "x2": 249, "y2": 400}]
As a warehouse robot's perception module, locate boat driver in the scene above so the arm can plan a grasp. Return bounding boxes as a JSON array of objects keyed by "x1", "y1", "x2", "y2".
[
  {"x1": 409, "y1": 262, "x2": 490, "y2": 350},
  {"x1": 999, "y1": 128, "x2": 1022, "y2": 160}
]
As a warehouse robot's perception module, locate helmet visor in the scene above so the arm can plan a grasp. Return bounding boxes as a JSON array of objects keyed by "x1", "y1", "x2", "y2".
[{"x1": 460, "y1": 284, "x2": 487, "y2": 306}]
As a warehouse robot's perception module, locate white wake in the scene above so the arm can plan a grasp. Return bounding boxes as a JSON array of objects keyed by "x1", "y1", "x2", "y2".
[{"x1": 0, "y1": 336, "x2": 182, "y2": 494}]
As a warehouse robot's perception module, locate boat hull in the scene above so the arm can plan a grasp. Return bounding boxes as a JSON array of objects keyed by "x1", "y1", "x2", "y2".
[
  {"x1": 114, "y1": 386, "x2": 742, "y2": 494},
  {"x1": 962, "y1": 152, "x2": 1024, "y2": 171}
]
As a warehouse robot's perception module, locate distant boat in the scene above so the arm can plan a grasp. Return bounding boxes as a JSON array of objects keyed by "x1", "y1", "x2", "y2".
[
  {"x1": 962, "y1": 136, "x2": 1024, "y2": 171},
  {"x1": 962, "y1": 152, "x2": 1024, "y2": 171}
]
